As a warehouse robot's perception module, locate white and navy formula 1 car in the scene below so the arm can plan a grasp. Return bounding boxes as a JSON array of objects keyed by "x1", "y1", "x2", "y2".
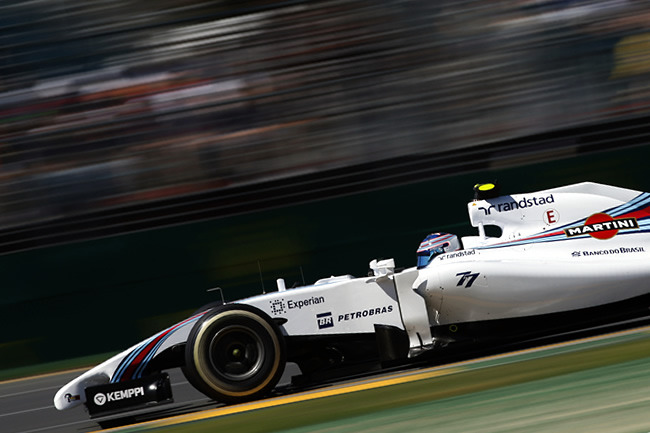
[{"x1": 55, "y1": 182, "x2": 650, "y2": 417}]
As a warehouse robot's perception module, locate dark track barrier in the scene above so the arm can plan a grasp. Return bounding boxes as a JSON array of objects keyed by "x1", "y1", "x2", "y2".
[
  {"x1": 2, "y1": 0, "x2": 650, "y2": 370},
  {"x1": 2, "y1": 137, "x2": 650, "y2": 369}
]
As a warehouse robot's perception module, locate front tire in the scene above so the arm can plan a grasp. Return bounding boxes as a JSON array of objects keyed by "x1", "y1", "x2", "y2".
[{"x1": 183, "y1": 304, "x2": 285, "y2": 404}]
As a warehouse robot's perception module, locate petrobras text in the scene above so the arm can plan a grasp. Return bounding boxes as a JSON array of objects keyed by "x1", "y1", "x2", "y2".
[{"x1": 338, "y1": 305, "x2": 393, "y2": 322}]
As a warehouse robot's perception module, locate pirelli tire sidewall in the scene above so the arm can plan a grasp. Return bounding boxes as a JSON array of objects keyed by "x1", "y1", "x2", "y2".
[{"x1": 183, "y1": 304, "x2": 286, "y2": 404}]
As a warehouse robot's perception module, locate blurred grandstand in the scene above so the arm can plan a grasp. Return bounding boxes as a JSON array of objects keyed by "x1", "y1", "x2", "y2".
[{"x1": 1, "y1": 0, "x2": 650, "y2": 246}]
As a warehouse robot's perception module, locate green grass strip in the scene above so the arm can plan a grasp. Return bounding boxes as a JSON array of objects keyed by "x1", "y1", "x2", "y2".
[{"x1": 115, "y1": 335, "x2": 650, "y2": 433}]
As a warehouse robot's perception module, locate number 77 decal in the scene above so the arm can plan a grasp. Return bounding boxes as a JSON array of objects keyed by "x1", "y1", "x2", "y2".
[{"x1": 456, "y1": 271, "x2": 480, "y2": 288}]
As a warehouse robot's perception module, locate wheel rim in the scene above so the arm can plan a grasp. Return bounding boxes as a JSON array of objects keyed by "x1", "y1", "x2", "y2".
[{"x1": 208, "y1": 325, "x2": 265, "y2": 381}]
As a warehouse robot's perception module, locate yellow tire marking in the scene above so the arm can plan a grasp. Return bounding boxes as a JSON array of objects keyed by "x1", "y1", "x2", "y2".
[{"x1": 192, "y1": 310, "x2": 281, "y2": 397}]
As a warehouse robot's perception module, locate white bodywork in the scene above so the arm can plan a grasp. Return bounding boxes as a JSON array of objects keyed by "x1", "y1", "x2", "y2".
[{"x1": 55, "y1": 182, "x2": 650, "y2": 411}]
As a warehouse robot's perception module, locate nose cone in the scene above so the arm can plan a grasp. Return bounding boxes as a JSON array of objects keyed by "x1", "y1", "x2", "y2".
[
  {"x1": 54, "y1": 370, "x2": 111, "y2": 411},
  {"x1": 54, "y1": 384, "x2": 84, "y2": 410}
]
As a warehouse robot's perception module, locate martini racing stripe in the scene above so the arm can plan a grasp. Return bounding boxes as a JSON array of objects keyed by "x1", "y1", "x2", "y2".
[
  {"x1": 131, "y1": 312, "x2": 208, "y2": 380},
  {"x1": 477, "y1": 198, "x2": 650, "y2": 250},
  {"x1": 547, "y1": 193, "x2": 650, "y2": 231},
  {"x1": 478, "y1": 219, "x2": 650, "y2": 250},
  {"x1": 608, "y1": 193, "x2": 650, "y2": 218},
  {"x1": 476, "y1": 232, "x2": 565, "y2": 249},
  {"x1": 131, "y1": 310, "x2": 209, "y2": 379},
  {"x1": 111, "y1": 312, "x2": 206, "y2": 383},
  {"x1": 477, "y1": 223, "x2": 650, "y2": 250},
  {"x1": 133, "y1": 332, "x2": 175, "y2": 380},
  {"x1": 112, "y1": 319, "x2": 186, "y2": 383},
  {"x1": 535, "y1": 194, "x2": 649, "y2": 233},
  {"x1": 113, "y1": 313, "x2": 205, "y2": 383}
]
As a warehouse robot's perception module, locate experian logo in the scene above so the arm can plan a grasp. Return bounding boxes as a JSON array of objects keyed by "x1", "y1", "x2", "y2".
[{"x1": 270, "y1": 296, "x2": 325, "y2": 315}]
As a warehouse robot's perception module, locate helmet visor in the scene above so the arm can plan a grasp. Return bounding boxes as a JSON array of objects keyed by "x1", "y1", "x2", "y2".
[{"x1": 416, "y1": 247, "x2": 445, "y2": 268}]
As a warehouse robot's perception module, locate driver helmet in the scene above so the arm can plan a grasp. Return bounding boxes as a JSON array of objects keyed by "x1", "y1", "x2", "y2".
[{"x1": 416, "y1": 232, "x2": 461, "y2": 268}]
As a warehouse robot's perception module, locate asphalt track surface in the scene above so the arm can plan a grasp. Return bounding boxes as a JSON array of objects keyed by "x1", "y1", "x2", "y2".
[
  {"x1": 2, "y1": 320, "x2": 650, "y2": 433},
  {"x1": 0, "y1": 363, "x2": 306, "y2": 433}
]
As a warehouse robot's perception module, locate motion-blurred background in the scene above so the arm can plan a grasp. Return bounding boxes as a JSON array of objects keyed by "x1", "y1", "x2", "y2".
[{"x1": 2, "y1": 0, "x2": 650, "y2": 371}]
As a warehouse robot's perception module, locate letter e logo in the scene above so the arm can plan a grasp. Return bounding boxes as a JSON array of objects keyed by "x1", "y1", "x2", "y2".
[{"x1": 544, "y1": 209, "x2": 559, "y2": 225}]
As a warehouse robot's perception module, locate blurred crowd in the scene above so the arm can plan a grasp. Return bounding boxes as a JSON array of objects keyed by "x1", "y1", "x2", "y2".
[{"x1": 1, "y1": 0, "x2": 650, "y2": 228}]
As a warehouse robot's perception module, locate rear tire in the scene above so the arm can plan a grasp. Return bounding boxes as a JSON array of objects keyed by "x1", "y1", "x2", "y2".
[{"x1": 182, "y1": 304, "x2": 285, "y2": 404}]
